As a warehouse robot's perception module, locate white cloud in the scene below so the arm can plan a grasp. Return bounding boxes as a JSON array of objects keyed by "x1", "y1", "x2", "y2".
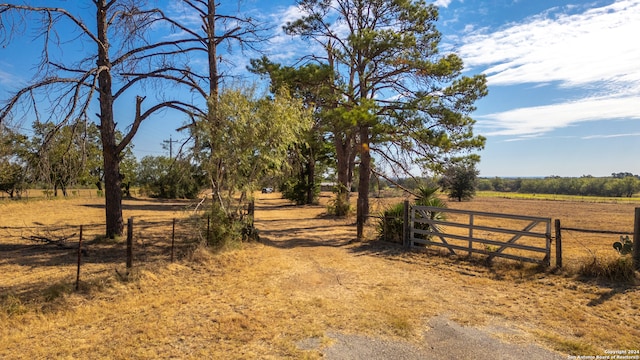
[
  {"x1": 477, "y1": 95, "x2": 640, "y2": 136},
  {"x1": 460, "y1": 0, "x2": 640, "y2": 87},
  {"x1": 459, "y1": 0, "x2": 640, "y2": 137},
  {"x1": 582, "y1": 132, "x2": 640, "y2": 140},
  {"x1": 0, "y1": 66, "x2": 21, "y2": 89},
  {"x1": 434, "y1": 0, "x2": 455, "y2": 8},
  {"x1": 262, "y1": 3, "x2": 347, "y2": 65}
]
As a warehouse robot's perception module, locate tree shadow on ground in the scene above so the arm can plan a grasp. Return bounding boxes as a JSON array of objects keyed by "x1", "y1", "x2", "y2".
[
  {"x1": 82, "y1": 201, "x2": 193, "y2": 212},
  {"x1": 258, "y1": 222, "x2": 354, "y2": 249},
  {"x1": 586, "y1": 285, "x2": 638, "y2": 307}
]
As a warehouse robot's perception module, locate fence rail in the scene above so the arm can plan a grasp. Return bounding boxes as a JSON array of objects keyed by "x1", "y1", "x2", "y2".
[{"x1": 406, "y1": 204, "x2": 552, "y2": 267}]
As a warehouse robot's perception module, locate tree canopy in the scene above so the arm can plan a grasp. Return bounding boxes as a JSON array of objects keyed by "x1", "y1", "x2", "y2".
[{"x1": 285, "y1": 0, "x2": 487, "y2": 238}]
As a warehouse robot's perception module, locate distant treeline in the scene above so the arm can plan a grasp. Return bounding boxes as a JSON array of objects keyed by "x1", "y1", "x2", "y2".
[{"x1": 477, "y1": 173, "x2": 640, "y2": 198}]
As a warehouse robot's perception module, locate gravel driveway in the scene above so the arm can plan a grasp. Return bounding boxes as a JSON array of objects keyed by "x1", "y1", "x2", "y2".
[{"x1": 300, "y1": 315, "x2": 565, "y2": 359}]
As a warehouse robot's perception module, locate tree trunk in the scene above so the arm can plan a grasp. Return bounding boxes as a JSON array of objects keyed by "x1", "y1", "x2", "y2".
[
  {"x1": 206, "y1": 0, "x2": 218, "y2": 101},
  {"x1": 306, "y1": 147, "x2": 315, "y2": 204},
  {"x1": 356, "y1": 127, "x2": 371, "y2": 240},
  {"x1": 334, "y1": 134, "x2": 352, "y2": 198},
  {"x1": 97, "y1": 0, "x2": 123, "y2": 238},
  {"x1": 103, "y1": 148, "x2": 123, "y2": 237}
]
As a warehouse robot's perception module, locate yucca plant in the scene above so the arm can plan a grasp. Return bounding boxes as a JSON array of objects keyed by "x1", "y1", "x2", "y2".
[
  {"x1": 377, "y1": 186, "x2": 446, "y2": 243},
  {"x1": 377, "y1": 202, "x2": 406, "y2": 243},
  {"x1": 413, "y1": 186, "x2": 447, "y2": 241}
]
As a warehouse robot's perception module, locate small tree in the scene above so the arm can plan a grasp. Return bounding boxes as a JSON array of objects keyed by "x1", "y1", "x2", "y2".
[
  {"x1": 137, "y1": 156, "x2": 205, "y2": 199},
  {"x1": 439, "y1": 161, "x2": 479, "y2": 202},
  {"x1": 0, "y1": 125, "x2": 29, "y2": 198},
  {"x1": 191, "y1": 85, "x2": 312, "y2": 216}
]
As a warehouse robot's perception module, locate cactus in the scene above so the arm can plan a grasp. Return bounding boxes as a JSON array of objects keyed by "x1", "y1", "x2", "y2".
[{"x1": 613, "y1": 235, "x2": 633, "y2": 255}]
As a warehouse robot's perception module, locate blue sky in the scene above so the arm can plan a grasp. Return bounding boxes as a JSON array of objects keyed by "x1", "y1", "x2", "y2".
[{"x1": 1, "y1": 0, "x2": 639, "y2": 178}]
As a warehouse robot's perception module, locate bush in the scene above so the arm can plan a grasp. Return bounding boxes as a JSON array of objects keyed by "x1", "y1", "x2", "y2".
[
  {"x1": 376, "y1": 186, "x2": 447, "y2": 243},
  {"x1": 377, "y1": 202, "x2": 405, "y2": 243},
  {"x1": 280, "y1": 178, "x2": 319, "y2": 205},
  {"x1": 613, "y1": 235, "x2": 633, "y2": 255},
  {"x1": 578, "y1": 256, "x2": 637, "y2": 283},
  {"x1": 327, "y1": 184, "x2": 351, "y2": 216},
  {"x1": 204, "y1": 204, "x2": 258, "y2": 250}
]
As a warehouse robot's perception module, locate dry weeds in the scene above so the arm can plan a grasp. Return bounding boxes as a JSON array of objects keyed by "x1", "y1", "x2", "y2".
[{"x1": 0, "y1": 192, "x2": 638, "y2": 359}]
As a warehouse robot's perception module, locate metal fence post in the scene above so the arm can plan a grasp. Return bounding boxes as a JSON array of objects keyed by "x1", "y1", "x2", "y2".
[
  {"x1": 126, "y1": 217, "x2": 133, "y2": 273},
  {"x1": 76, "y1": 225, "x2": 83, "y2": 290},
  {"x1": 634, "y1": 208, "x2": 640, "y2": 270},
  {"x1": 171, "y1": 218, "x2": 176, "y2": 262}
]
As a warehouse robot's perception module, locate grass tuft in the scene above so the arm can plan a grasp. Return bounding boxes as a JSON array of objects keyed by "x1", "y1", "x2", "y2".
[
  {"x1": 43, "y1": 282, "x2": 73, "y2": 302},
  {"x1": 578, "y1": 256, "x2": 638, "y2": 284},
  {"x1": 387, "y1": 314, "x2": 413, "y2": 338},
  {"x1": 188, "y1": 244, "x2": 215, "y2": 264},
  {"x1": 1, "y1": 294, "x2": 28, "y2": 316},
  {"x1": 533, "y1": 330, "x2": 598, "y2": 355}
]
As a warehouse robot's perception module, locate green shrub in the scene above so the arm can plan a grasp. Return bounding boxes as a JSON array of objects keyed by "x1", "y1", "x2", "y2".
[
  {"x1": 327, "y1": 184, "x2": 351, "y2": 216},
  {"x1": 280, "y1": 179, "x2": 319, "y2": 205},
  {"x1": 377, "y1": 202, "x2": 405, "y2": 243},
  {"x1": 205, "y1": 204, "x2": 257, "y2": 250},
  {"x1": 377, "y1": 186, "x2": 447, "y2": 243}
]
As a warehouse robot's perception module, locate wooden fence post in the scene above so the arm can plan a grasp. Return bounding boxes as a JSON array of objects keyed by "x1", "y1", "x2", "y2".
[
  {"x1": 171, "y1": 218, "x2": 176, "y2": 262},
  {"x1": 554, "y1": 219, "x2": 562, "y2": 268},
  {"x1": 126, "y1": 217, "x2": 133, "y2": 273},
  {"x1": 403, "y1": 200, "x2": 410, "y2": 248},
  {"x1": 634, "y1": 208, "x2": 640, "y2": 270},
  {"x1": 207, "y1": 215, "x2": 211, "y2": 245},
  {"x1": 76, "y1": 225, "x2": 83, "y2": 291}
]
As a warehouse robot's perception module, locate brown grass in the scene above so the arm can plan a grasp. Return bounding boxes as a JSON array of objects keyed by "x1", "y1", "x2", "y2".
[{"x1": 0, "y1": 192, "x2": 638, "y2": 358}]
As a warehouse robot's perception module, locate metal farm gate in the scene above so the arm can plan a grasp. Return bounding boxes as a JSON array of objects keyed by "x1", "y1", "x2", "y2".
[{"x1": 407, "y1": 205, "x2": 552, "y2": 267}]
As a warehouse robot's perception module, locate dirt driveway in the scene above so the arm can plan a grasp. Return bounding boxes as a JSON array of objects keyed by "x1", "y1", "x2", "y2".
[{"x1": 254, "y1": 194, "x2": 566, "y2": 359}]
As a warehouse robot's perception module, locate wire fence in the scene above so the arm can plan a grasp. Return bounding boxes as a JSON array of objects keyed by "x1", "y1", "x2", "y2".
[
  {"x1": 554, "y1": 219, "x2": 636, "y2": 268},
  {"x1": 0, "y1": 215, "x2": 208, "y2": 292}
]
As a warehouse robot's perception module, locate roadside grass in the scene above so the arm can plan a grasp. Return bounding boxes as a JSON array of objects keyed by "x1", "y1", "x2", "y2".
[{"x1": 0, "y1": 192, "x2": 638, "y2": 358}]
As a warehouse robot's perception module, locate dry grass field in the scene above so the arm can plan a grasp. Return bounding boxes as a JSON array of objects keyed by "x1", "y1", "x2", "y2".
[{"x1": 0, "y1": 191, "x2": 638, "y2": 359}]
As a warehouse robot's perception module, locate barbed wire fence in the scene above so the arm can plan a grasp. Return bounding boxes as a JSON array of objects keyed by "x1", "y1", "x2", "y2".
[{"x1": 0, "y1": 215, "x2": 209, "y2": 291}]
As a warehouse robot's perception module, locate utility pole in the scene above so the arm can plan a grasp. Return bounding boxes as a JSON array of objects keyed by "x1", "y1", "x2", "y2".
[{"x1": 162, "y1": 135, "x2": 179, "y2": 159}]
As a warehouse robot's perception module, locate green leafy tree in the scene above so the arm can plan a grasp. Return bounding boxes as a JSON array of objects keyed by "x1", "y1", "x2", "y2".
[
  {"x1": 0, "y1": 125, "x2": 29, "y2": 198},
  {"x1": 137, "y1": 156, "x2": 204, "y2": 199},
  {"x1": 285, "y1": 0, "x2": 487, "y2": 238},
  {"x1": 439, "y1": 161, "x2": 479, "y2": 202},
  {"x1": 249, "y1": 57, "x2": 336, "y2": 205},
  {"x1": 29, "y1": 121, "x2": 135, "y2": 197},
  {"x1": 191, "y1": 85, "x2": 312, "y2": 217},
  {"x1": 30, "y1": 121, "x2": 96, "y2": 197}
]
